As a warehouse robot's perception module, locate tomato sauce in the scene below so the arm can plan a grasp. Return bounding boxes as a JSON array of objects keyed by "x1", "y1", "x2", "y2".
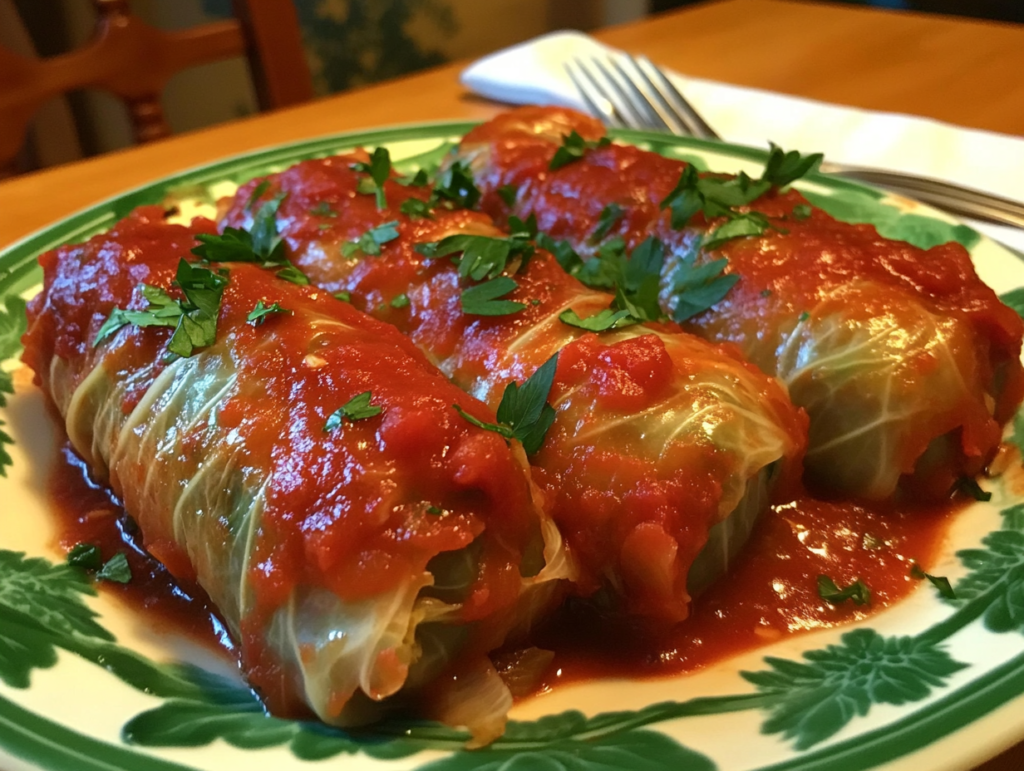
[{"x1": 46, "y1": 432, "x2": 958, "y2": 697}]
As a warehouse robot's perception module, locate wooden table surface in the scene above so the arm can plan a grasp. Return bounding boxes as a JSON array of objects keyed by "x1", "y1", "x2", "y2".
[{"x1": 2, "y1": 1, "x2": 1024, "y2": 769}]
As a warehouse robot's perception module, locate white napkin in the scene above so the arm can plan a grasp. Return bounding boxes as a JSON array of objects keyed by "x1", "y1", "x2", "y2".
[{"x1": 461, "y1": 31, "x2": 1024, "y2": 253}]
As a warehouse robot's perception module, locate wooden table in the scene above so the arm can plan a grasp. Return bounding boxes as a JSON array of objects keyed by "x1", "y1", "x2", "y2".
[
  {"x1": 1, "y1": 1, "x2": 1023, "y2": 769},
  {"x1": 2, "y1": 0, "x2": 1022, "y2": 249}
]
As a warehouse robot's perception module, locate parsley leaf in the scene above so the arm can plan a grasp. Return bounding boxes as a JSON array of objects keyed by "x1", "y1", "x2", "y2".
[
  {"x1": 612, "y1": 236, "x2": 665, "y2": 322},
  {"x1": 792, "y1": 203, "x2": 813, "y2": 221},
  {"x1": 341, "y1": 220, "x2": 401, "y2": 258},
  {"x1": 309, "y1": 202, "x2": 337, "y2": 218},
  {"x1": 433, "y1": 161, "x2": 481, "y2": 209},
  {"x1": 953, "y1": 476, "x2": 992, "y2": 502},
  {"x1": 909, "y1": 564, "x2": 956, "y2": 599},
  {"x1": 670, "y1": 254, "x2": 740, "y2": 322},
  {"x1": 324, "y1": 391, "x2": 383, "y2": 432},
  {"x1": 549, "y1": 131, "x2": 610, "y2": 171},
  {"x1": 497, "y1": 184, "x2": 518, "y2": 206},
  {"x1": 559, "y1": 307, "x2": 638, "y2": 332},
  {"x1": 390, "y1": 294, "x2": 410, "y2": 309},
  {"x1": 460, "y1": 277, "x2": 526, "y2": 316},
  {"x1": 416, "y1": 219, "x2": 536, "y2": 281},
  {"x1": 95, "y1": 260, "x2": 228, "y2": 358},
  {"x1": 192, "y1": 196, "x2": 310, "y2": 286},
  {"x1": 350, "y1": 147, "x2": 392, "y2": 209},
  {"x1": 334, "y1": 291, "x2": 351, "y2": 303},
  {"x1": 817, "y1": 575, "x2": 871, "y2": 606},
  {"x1": 66, "y1": 543, "x2": 103, "y2": 570},
  {"x1": 591, "y1": 203, "x2": 624, "y2": 242},
  {"x1": 762, "y1": 143, "x2": 823, "y2": 188},
  {"x1": 397, "y1": 168, "x2": 429, "y2": 187},
  {"x1": 400, "y1": 198, "x2": 434, "y2": 219},
  {"x1": 537, "y1": 233, "x2": 585, "y2": 276},
  {"x1": 244, "y1": 180, "x2": 270, "y2": 212},
  {"x1": 247, "y1": 301, "x2": 289, "y2": 326},
  {"x1": 703, "y1": 213, "x2": 774, "y2": 251},
  {"x1": 96, "y1": 553, "x2": 132, "y2": 584},
  {"x1": 454, "y1": 353, "x2": 560, "y2": 455}
]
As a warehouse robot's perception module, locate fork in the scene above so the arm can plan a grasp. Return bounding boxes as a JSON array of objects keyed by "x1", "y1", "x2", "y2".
[{"x1": 566, "y1": 54, "x2": 1024, "y2": 230}]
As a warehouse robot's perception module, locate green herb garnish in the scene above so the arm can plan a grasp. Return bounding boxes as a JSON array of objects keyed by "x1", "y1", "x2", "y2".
[
  {"x1": 432, "y1": 161, "x2": 481, "y2": 209},
  {"x1": 559, "y1": 307, "x2": 638, "y2": 332},
  {"x1": 309, "y1": 202, "x2": 337, "y2": 218},
  {"x1": 95, "y1": 260, "x2": 228, "y2": 358},
  {"x1": 817, "y1": 575, "x2": 871, "y2": 606},
  {"x1": 351, "y1": 147, "x2": 392, "y2": 209},
  {"x1": 453, "y1": 353, "x2": 559, "y2": 454},
  {"x1": 591, "y1": 203, "x2": 624, "y2": 242},
  {"x1": 96, "y1": 553, "x2": 132, "y2": 584},
  {"x1": 549, "y1": 131, "x2": 611, "y2": 171},
  {"x1": 792, "y1": 203, "x2": 813, "y2": 221},
  {"x1": 762, "y1": 143, "x2": 823, "y2": 188},
  {"x1": 910, "y1": 564, "x2": 957, "y2": 599},
  {"x1": 341, "y1": 220, "x2": 401, "y2": 258},
  {"x1": 247, "y1": 301, "x2": 289, "y2": 326},
  {"x1": 324, "y1": 391, "x2": 383, "y2": 432},
  {"x1": 460, "y1": 277, "x2": 526, "y2": 316},
  {"x1": 390, "y1": 294, "x2": 410, "y2": 309},
  {"x1": 670, "y1": 252, "x2": 740, "y2": 322},
  {"x1": 244, "y1": 180, "x2": 270, "y2": 212},
  {"x1": 497, "y1": 184, "x2": 518, "y2": 206},
  {"x1": 400, "y1": 198, "x2": 434, "y2": 219},
  {"x1": 66, "y1": 543, "x2": 103, "y2": 570},
  {"x1": 953, "y1": 476, "x2": 992, "y2": 502}
]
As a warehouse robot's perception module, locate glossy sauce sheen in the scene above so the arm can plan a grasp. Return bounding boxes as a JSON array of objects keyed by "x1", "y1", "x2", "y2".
[
  {"x1": 458, "y1": 106, "x2": 1024, "y2": 500},
  {"x1": 47, "y1": 442, "x2": 956, "y2": 689}
]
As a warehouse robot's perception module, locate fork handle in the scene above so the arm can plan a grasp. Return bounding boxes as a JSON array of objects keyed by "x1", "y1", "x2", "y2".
[{"x1": 821, "y1": 164, "x2": 1024, "y2": 229}]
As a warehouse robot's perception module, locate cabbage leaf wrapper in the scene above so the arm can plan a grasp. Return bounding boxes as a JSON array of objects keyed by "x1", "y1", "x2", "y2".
[
  {"x1": 219, "y1": 159, "x2": 807, "y2": 626},
  {"x1": 20, "y1": 208, "x2": 570, "y2": 743},
  {"x1": 453, "y1": 105, "x2": 1024, "y2": 501}
]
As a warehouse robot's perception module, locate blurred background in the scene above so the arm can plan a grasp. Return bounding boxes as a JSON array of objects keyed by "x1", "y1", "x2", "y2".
[{"x1": 4, "y1": 0, "x2": 1023, "y2": 172}]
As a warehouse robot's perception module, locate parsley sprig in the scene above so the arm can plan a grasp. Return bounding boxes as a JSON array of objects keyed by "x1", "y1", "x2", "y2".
[
  {"x1": 192, "y1": 194, "x2": 310, "y2": 286},
  {"x1": 341, "y1": 220, "x2": 401, "y2": 258},
  {"x1": 559, "y1": 307, "x2": 638, "y2": 332},
  {"x1": 432, "y1": 161, "x2": 482, "y2": 210},
  {"x1": 415, "y1": 215, "x2": 537, "y2": 281},
  {"x1": 324, "y1": 391, "x2": 383, "y2": 432},
  {"x1": 454, "y1": 353, "x2": 559, "y2": 455},
  {"x1": 94, "y1": 260, "x2": 228, "y2": 358},
  {"x1": 351, "y1": 148, "x2": 392, "y2": 209},
  {"x1": 549, "y1": 131, "x2": 611, "y2": 171},
  {"x1": 247, "y1": 301, "x2": 290, "y2": 326},
  {"x1": 817, "y1": 575, "x2": 871, "y2": 606}
]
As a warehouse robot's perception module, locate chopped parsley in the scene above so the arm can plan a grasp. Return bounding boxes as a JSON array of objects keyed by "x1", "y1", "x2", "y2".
[
  {"x1": 762, "y1": 143, "x2": 823, "y2": 188},
  {"x1": 817, "y1": 575, "x2": 871, "y2": 606},
  {"x1": 415, "y1": 221, "x2": 536, "y2": 281},
  {"x1": 549, "y1": 131, "x2": 611, "y2": 171},
  {"x1": 497, "y1": 184, "x2": 518, "y2": 207},
  {"x1": 397, "y1": 168, "x2": 429, "y2": 187},
  {"x1": 760, "y1": 288, "x2": 773, "y2": 298},
  {"x1": 953, "y1": 476, "x2": 992, "y2": 502},
  {"x1": 351, "y1": 147, "x2": 392, "y2": 209},
  {"x1": 591, "y1": 203, "x2": 624, "y2": 242},
  {"x1": 66, "y1": 542, "x2": 103, "y2": 570},
  {"x1": 400, "y1": 198, "x2": 434, "y2": 219},
  {"x1": 334, "y1": 291, "x2": 351, "y2": 303},
  {"x1": 910, "y1": 564, "x2": 956, "y2": 599},
  {"x1": 460, "y1": 277, "x2": 526, "y2": 316},
  {"x1": 390, "y1": 293, "x2": 410, "y2": 309},
  {"x1": 559, "y1": 307, "x2": 638, "y2": 332},
  {"x1": 192, "y1": 195, "x2": 310, "y2": 286},
  {"x1": 799, "y1": 311, "x2": 811, "y2": 322},
  {"x1": 341, "y1": 220, "x2": 401, "y2": 258},
  {"x1": 454, "y1": 353, "x2": 559, "y2": 454},
  {"x1": 96, "y1": 552, "x2": 132, "y2": 584},
  {"x1": 670, "y1": 251, "x2": 740, "y2": 322},
  {"x1": 426, "y1": 505, "x2": 443, "y2": 515},
  {"x1": 432, "y1": 161, "x2": 481, "y2": 209},
  {"x1": 247, "y1": 301, "x2": 290, "y2": 326},
  {"x1": 95, "y1": 260, "x2": 228, "y2": 358},
  {"x1": 792, "y1": 203, "x2": 813, "y2": 221},
  {"x1": 244, "y1": 180, "x2": 270, "y2": 211},
  {"x1": 309, "y1": 201, "x2": 337, "y2": 218},
  {"x1": 324, "y1": 391, "x2": 383, "y2": 431}
]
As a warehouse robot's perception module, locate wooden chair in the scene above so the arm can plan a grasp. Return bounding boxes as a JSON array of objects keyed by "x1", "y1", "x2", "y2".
[{"x1": 0, "y1": 0, "x2": 314, "y2": 174}]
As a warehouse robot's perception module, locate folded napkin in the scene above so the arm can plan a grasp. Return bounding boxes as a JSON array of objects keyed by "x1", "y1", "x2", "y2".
[{"x1": 461, "y1": 31, "x2": 1024, "y2": 253}]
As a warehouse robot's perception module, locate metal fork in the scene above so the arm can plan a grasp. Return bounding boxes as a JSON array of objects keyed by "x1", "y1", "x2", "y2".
[{"x1": 566, "y1": 54, "x2": 1024, "y2": 229}]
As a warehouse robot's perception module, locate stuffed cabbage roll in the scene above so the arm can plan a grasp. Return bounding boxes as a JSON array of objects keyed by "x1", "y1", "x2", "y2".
[
  {"x1": 455, "y1": 106, "x2": 1024, "y2": 500},
  {"x1": 218, "y1": 157, "x2": 807, "y2": 625},
  {"x1": 21, "y1": 207, "x2": 570, "y2": 742}
]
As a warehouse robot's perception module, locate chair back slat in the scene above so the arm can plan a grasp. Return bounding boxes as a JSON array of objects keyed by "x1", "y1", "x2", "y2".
[{"x1": 0, "y1": 0, "x2": 312, "y2": 171}]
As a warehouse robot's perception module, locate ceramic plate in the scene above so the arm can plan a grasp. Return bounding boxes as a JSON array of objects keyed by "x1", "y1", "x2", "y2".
[{"x1": 2, "y1": 123, "x2": 1024, "y2": 771}]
